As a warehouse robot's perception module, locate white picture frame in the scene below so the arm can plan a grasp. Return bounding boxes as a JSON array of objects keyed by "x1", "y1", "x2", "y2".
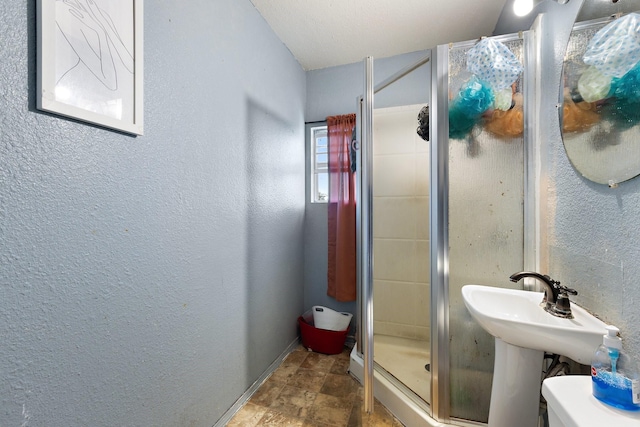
[{"x1": 37, "y1": 0, "x2": 143, "y2": 135}]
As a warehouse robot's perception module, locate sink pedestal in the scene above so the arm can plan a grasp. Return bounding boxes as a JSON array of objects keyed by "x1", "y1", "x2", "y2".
[{"x1": 488, "y1": 339, "x2": 543, "y2": 427}]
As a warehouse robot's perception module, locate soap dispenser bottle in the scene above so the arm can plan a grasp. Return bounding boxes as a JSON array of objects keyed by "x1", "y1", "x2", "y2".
[{"x1": 591, "y1": 325, "x2": 640, "y2": 411}]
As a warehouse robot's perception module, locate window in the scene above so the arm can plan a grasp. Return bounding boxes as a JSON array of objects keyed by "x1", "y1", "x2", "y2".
[{"x1": 310, "y1": 125, "x2": 328, "y2": 203}]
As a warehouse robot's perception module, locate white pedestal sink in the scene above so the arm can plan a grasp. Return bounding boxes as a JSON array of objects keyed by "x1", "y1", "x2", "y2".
[{"x1": 461, "y1": 285, "x2": 608, "y2": 427}]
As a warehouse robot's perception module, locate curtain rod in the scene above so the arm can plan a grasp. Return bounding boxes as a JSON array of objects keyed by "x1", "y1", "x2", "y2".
[{"x1": 305, "y1": 120, "x2": 327, "y2": 125}]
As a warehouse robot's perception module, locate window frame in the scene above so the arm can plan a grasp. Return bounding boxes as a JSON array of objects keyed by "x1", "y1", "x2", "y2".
[{"x1": 309, "y1": 124, "x2": 329, "y2": 203}]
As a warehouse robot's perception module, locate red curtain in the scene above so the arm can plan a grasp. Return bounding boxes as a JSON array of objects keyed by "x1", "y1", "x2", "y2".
[{"x1": 327, "y1": 114, "x2": 357, "y2": 302}]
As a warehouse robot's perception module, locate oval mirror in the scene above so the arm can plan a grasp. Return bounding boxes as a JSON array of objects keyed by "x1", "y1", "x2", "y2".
[{"x1": 560, "y1": 5, "x2": 640, "y2": 186}]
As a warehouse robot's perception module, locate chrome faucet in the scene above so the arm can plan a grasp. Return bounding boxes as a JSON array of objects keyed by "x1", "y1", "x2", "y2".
[{"x1": 509, "y1": 271, "x2": 577, "y2": 319}]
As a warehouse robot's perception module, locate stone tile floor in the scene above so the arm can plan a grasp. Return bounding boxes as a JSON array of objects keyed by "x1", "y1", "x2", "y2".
[{"x1": 227, "y1": 344, "x2": 404, "y2": 426}]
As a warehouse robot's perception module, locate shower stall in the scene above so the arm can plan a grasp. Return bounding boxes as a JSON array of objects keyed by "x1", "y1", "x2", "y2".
[{"x1": 350, "y1": 30, "x2": 534, "y2": 426}]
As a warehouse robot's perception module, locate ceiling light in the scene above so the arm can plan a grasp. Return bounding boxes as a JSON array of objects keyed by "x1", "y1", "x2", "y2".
[{"x1": 513, "y1": 0, "x2": 534, "y2": 16}]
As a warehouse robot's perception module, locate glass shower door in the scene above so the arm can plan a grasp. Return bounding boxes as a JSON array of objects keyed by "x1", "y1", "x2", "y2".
[
  {"x1": 371, "y1": 103, "x2": 431, "y2": 404},
  {"x1": 355, "y1": 54, "x2": 432, "y2": 413},
  {"x1": 445, "y1": 35, "x2": 527, "y2": 423}
]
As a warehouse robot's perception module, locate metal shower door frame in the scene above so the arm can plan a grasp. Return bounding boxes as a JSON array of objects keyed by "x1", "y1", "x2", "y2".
[{"x1": 355, "y1": 53, "x2": 431, "y2": 416}]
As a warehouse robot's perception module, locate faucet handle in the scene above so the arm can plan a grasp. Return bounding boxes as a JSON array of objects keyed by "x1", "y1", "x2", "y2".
[
  {"x1": 543, "y1": 275, "x2": 562, "y2": 288},
  {"x1": 559, "y1": 285, "x2": 577, "y2": 296}
]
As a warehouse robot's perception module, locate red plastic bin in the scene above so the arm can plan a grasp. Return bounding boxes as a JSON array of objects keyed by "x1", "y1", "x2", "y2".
[{"x1": 298, "y1": 314, "x2": 348, "y2": 355}]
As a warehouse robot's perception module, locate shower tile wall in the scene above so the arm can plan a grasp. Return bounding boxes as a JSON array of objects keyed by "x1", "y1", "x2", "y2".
[{"x1": 373, "y1": 105, "x2": 430, "y2": 341}]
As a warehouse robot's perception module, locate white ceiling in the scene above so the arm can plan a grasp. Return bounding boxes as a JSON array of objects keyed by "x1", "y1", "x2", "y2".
[{"x1": 250, "y1": 0, "x2": 509, "y2": 71}]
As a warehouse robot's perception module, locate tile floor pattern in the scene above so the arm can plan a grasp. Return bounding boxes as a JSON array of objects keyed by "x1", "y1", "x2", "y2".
[{"x1": 227, "y1": 344, "x2": 404, "y2": 426}]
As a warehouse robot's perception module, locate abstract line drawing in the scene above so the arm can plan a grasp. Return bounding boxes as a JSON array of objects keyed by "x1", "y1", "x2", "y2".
[
  {"x1": 55, "y1": 0, "x2": 134, "y2": 91},
  {"x1": 54, "y1": 0, "x2": 134, "y2": 120},
  {"x1": 37, "y1": 0, "x2": 143, "y2": 134}
]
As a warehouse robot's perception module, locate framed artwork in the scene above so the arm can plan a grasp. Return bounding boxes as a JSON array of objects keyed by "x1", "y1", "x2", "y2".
[{"x1": 37, "y1": 0, "x2": 144, "y2": 135}]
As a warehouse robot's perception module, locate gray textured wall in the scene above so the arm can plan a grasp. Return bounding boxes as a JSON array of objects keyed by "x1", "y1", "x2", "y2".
[{"x1": 0, "y1": 1, "x2": 305, "y2": 426}]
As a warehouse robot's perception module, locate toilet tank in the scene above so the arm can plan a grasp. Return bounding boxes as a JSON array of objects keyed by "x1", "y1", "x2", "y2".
[{"x1": 542, "y1": 376, "x2": 640, "y2": 427}]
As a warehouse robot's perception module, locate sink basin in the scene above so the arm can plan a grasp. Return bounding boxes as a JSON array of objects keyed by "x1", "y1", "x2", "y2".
[
  {"x1": 462, "y1": 284, "x2": 609, "y2": 427},
  {"x1": 462, "y1": 284, "x2": 607, "y2": 364}
]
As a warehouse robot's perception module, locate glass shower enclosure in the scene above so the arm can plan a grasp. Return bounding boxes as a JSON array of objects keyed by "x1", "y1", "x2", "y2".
[
  {"x1": 445, "y1": 34, "x2": 527, "y2": 422},
  {"x1": 351, "y1": 30, "x2": 533, "y2": 426}
]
